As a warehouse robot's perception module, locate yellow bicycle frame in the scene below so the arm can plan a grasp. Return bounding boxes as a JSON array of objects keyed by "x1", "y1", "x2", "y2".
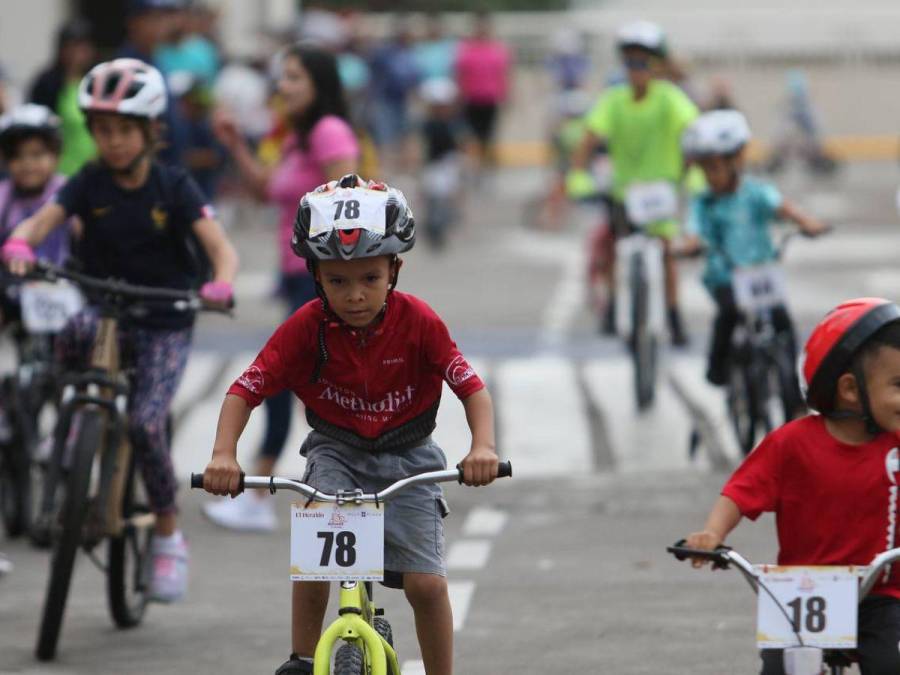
[{"x1": 312, "y1": 581, "x2": 400, "y2": 675}]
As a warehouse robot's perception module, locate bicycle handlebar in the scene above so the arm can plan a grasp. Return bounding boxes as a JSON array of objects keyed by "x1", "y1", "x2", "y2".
[
  {"x1": 667, "y1": 539, "x2": 900, "y2": 602},
  {"x1": 26, "y1": 261, "x2": 233, "y2": 314},
  {"x1": 191, "y1": 460, "x2": 512, "y2": 503}
]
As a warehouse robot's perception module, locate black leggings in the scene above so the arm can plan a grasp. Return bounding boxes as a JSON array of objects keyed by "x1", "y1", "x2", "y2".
[
  {"x1": 760, "y1": 596, "x2": 900, "y2": 674},
  {"x1": 707, "y1": 284, "x2": 796, "y2": 386}
]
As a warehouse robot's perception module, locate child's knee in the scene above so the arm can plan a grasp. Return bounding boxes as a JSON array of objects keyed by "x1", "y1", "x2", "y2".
[{"x1": 403, "y1": 573, "x2": 448, "y2": 608}]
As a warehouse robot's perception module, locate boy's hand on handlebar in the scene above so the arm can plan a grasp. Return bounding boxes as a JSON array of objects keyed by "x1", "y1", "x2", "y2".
[
  {"x1": 684, "y1": 530, "x2": 723, "y2": 568},
  {"x1": 460, "y1": 446, "x2": 499, "y2": 487},
  {"x1": 202, "y1": 453, "x2": 243, "y2": 497},
  {"x1": 2, "y1": 238, "x2": 36, "y2": 276}
]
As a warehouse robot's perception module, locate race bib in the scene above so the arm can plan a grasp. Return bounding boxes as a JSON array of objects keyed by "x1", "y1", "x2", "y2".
[
  {"x1": 732, "y1": 263, "x2": 787, "y2": 312},
  {"x1": 624, "y1": 181, "x2": 678, "y2": 226},
  {"x1": 756, "y1": 565, "x2": 860, "y2": 649},
  {"x1": 307, "y1": 188, "x2": 390, "y2": 238},
  {"x1": 20, "y1": 281, "x2": 84, "y2": 334},
  {"x1": 290, "y1": 501, "x2": 384, "y2": 581}
]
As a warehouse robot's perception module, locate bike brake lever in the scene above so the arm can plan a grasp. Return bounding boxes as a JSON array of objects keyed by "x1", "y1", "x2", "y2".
[{"x1": 667, "y1": 539, "x2": 733, "y2": 569}]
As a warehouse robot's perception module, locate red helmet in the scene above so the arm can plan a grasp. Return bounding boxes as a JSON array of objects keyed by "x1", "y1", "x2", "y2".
[{"x1": 801, "y1": 298, "x2": 900, "y2": 413}]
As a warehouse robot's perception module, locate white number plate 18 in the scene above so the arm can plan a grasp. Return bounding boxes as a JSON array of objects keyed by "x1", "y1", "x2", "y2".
[
  {"x1": 756, "y1": 565, "x2": 860, "y2": 649},
  {"x1": 20, "y1": 281, "x2": 84, "y2": 334},
  {"x1": 290, "y1": 502, "x2": 384, "y2": 581}
]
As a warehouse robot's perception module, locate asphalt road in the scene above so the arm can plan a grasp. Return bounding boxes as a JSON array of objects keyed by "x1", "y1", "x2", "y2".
[{"x1": 2, "y1": 158, "x2": 898, "y2": 674}]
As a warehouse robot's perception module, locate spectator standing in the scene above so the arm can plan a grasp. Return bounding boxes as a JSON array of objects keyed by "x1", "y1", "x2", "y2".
[
  {"x1": 28, "y1": 19, "x2": 97, "y2": 176},
  {"x1": 205, "y1": 44, "x2": 359, "y2": 531},
  {"x1": 455, "y1": 11, "x2": 512, "y2": 171}
]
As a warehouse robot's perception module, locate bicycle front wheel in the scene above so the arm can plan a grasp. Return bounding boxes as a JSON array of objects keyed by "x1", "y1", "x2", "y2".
[
  {"x1": 108, "y1": 453, "x2": 153, "y2": 628},
  {"x1": 630, "y1": 255, "x2": 657, "y2": 410},
  {"x1": 333, "y1": 643, "x2": 365, "y2": 675},
  {"x1": 35, "y1": 409, "x2": 103, "y2": 661},
  {"x1": 726, "y1": 355, "x2": 757, "y2": 456}
]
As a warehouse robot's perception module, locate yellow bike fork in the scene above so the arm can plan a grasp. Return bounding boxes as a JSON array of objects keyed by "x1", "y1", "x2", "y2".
[{"x1": 312, "y1": 582, "x2": 400, "y2": 675}]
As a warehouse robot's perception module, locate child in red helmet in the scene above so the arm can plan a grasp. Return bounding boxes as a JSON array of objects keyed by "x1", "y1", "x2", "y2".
[{"x1": 683, "y1": 297, "x2": 900, "y2": 674}]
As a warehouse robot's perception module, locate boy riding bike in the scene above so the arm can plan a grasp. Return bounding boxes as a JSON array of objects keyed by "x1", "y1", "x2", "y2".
[
  {"x1": 683, "y1": 298, "x2": 900, "y2": 674},
  {"x1": 679, "y1": 110, "x2": 827, "y2": 388},
  {"x1": 3, "y1": 58, "x2": 239, "y2": 602},
  {"x1": 567, "y1": 20, "x2": 699, "y2": 345},
  {"x1": 201, "y1": 175, "x2": 499, "y2": 675}
]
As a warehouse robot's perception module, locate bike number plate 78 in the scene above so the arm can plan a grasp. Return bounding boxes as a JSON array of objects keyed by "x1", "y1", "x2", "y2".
[
  {"x1": 290, "y1": 502, "x2": 384, "y2": 581},
  {"x1": 755, "y1": 565, "x2": 860, "y2": 649}
]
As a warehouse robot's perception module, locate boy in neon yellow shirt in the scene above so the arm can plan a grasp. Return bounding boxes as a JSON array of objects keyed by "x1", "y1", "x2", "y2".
[{"x1": 568, "y1": 21, "x2": 699, "y2": 344}]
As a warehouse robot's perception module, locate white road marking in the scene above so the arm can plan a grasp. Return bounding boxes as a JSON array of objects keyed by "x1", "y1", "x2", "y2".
[
  {"x1": 462, "y1": 507, "x2": 508, "y2": 537},
  {"x1": 172, "y1": 352, "x2": 225, "y2": 419},
  {"x1": 581, "y1": 356, "x2": 710, "y2": 473},
  {"x1": 446, "y1": 540, "x2": 493, "y2": 570},
  {"x1": 400, "y1": 661, "x2": 426, "y2": 675},
  {"x1": 449, "y1": 580, "x2": 477, "y2": 631},
  {"x1": 537, "y1": 245, "x2": 588, "y2": 351},
  {"x1": 495, "y1": 356, "x2": 591, "y2": 476}
]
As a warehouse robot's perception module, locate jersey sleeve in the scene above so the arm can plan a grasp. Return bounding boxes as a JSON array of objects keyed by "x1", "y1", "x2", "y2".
[
  {"x1": 227, "y1": 312, "x2": 313, "y2": 407},
  {"x1": 669, "y1": 85, "x2": 701, "y2": 136},
  {"x1": 174, "y1": 170, "x2": 215, "y2": 230},
  {"x1": 754, "y1": 181, "x2": 784, "y2": 224},
  {"x1": 584, "y1": 91, "x2": 615, "y2": 138},
  {"x1": 52, "y1": 167, "x2": 89, "y2": 218},
  {"x1": 308, "y1": 116, "x2": 359, "y2": 167},
  {"x1": 721, "y1": 432, "x2": 783, "y2": 520},
  {"x1": 421, "y1": 307, "x2": 484, "y2": 400}
]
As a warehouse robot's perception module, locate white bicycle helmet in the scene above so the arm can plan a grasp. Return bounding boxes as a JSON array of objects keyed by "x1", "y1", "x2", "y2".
[
  {"x1": 292, "y1": 174, "x2": 416, "y2": 262},
  {"x1": 616, "y1": 21, "x2": 667, "y2": 57},
  {"x1": 681, "y1": 110, "x2": 751, "y2": 158},
  {"x1": 78, "y1": 58, "x2": 167, "y2": 120},
  {"x1": 419, "y1": 78, "x2": 458, "y2": 106},
  {"x1": 0, "y1": 104, "x2": 61, "y2": 157}
]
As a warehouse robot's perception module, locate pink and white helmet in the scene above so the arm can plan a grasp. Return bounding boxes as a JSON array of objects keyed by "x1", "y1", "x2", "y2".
[{"x1": 78, "y1": 58, "x2": 167, "y2": 120}]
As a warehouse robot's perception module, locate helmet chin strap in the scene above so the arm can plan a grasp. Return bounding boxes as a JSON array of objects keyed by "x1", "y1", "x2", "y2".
[{"x1": 827, "y1": 364, "x2": 883, "y2": 435}]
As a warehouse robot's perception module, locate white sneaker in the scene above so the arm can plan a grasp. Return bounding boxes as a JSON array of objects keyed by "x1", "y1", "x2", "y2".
[
  {"x1": 0, "y1": 553, "x2": 12, "y2": 578},
  {"x1": 149, "y1": 531, "x2": 189, "y2": 603},
  {"x1": 202, "y1": 492, "x2": 277, "y2": 532}
]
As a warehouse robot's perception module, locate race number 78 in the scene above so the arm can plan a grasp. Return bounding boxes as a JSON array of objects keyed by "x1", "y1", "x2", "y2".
[{"x1": 317, "y1": 531, "x2": 357, "y2": 567}]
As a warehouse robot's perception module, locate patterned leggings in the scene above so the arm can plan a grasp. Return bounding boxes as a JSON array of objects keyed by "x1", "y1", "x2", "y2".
[{"x1": 57, "y1": 309, "x2": 192, "y2": 515}]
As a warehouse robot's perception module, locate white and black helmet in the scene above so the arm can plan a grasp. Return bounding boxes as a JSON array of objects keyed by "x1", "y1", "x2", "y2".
[
  {"x1": 292, "y1": 175, "x2": 416, "y2": 262},
  {"x1": 681, "y1": 109, "x2": 751, "y2": 159},
  {"x1": 616, "y1": 21, "x2": 667, "y2": 57},
  {"x1": 78, "y1": 58, "x2": 167, "y2": 120},
  {"x1": 0, "y1": 104, "x2": 61, "y2": 157}
]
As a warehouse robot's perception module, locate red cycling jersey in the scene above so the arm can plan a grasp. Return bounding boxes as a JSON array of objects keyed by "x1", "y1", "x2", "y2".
[
  {"x1": 723, "y1": 415, "x2": 900, "y2": 599},
  {"x1": 228, "y1": 291, "x2": 484, "y2": 450}
]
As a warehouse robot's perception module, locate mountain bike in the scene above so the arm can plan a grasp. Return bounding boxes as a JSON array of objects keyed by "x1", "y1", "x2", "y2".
[
  {"x1": 28, "y1": 261, "x2": 229, "y2": 661},
  {"x1": 191, "y1": 460, "x2": 513, "y2": 675},
  {"x1": 724, "y1": 229, "x2": 822, "y2": 455},
  {"x1": 614, "y1": 181, "x2": 676, "y2": 410},
  {"x1": 0, "y1": 276, "x2": 73, "y2": 539},
  {"x1": 667, "y1": 540, "x2": 900, "y2": 674}
]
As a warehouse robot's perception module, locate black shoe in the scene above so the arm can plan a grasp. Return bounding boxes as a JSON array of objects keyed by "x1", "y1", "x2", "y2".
[
  {"x1": 275, "y1": 654, "x2": 313, "y2": 675},
  {"x1": 668, "y1": 307, "x2": 689, "y2": 347},
  {"x1": 600, "y1": 298, "x2": 616, "y2": 336}
]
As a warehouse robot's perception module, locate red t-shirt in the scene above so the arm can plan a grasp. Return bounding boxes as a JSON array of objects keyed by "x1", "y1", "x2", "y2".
[
  {"x1": 228, "y1": 292, "x2": 484, "y2": 447},
  {"x1": 723, "y1": 415, "x2": 900, "y2": 599}
]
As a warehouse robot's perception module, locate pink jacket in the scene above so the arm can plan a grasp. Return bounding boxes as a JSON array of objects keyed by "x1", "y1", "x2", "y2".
[{"x1": 455, "y1": 39, "x2": 512, "y2": 105}]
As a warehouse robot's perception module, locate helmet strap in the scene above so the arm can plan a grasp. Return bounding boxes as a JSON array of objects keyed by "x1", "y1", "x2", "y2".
[{"x1": 828, "y1": 365, "x2": 883, "y2": 435}]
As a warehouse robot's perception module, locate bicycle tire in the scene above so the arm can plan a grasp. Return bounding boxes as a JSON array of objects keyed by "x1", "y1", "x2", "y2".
[
  {"x1": 333, "y1": 643, "x2": 365, "y2": 675},
  {"x1": 35, "y1": 408, "x2": 103, "y2": 661},
  {"x1": 726, "y1": 355, "x2": 757, "y2": 456},
  {"x1": 0, "y1": 380, "x2": 31, "y2": 537},
  {"x1": 630, "y1": 254, "x2": 656, "y2": 410},
  {"x1": 108, "y1": 453, "x2": 152, "y2": 628}
]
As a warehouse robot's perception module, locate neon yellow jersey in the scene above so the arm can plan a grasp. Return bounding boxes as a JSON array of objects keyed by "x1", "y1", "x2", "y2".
[{"x1": 585, "y1": 79, "x2": 699, "y2": 202}]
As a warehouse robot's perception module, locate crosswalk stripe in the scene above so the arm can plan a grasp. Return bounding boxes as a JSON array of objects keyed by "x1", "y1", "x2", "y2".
[
  {"x1": 495, "y1": 356, "x2": 591, "y2": 476},
  {"x1": 462, "y1": 507, "x2": 508, "y2": 537},
  {"x1": 449, "y1": 580, "x2": 476, "y2": 632},
  {"x1": 446, "y1": 540, "x2": 492, "y2": 570}
]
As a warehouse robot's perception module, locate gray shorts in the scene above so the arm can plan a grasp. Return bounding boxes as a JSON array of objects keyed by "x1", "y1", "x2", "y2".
[{"x1": 299, "y1": 431, "x2": 448, "y2": 586}]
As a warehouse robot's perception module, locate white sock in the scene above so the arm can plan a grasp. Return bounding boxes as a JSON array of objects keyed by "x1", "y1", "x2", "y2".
[{"x1": 155, "y1": 530, "x2": 183, "y2": 547}]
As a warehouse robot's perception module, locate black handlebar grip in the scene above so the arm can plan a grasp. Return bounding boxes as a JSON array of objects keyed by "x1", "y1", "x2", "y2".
[
  {"x1": 497, "y1": 461, "x2": 512, "y2": 478},
  {"x1": 190, "y1": 472, "x2": 245, "y2": 492}
]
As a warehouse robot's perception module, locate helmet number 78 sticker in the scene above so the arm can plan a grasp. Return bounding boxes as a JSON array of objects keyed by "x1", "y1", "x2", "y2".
[{"x1": 308, "y1": 188, "x2": 389, "y2": 237}]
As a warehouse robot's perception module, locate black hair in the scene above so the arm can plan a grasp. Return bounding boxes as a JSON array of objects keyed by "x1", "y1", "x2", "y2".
[
  {"x1": 282, "y1": 44, "x2": 349, "y2": 152},
  {"x1": 0, "y1": 130, "x2": 62, "y2": 161},
  {"x1": 851, "y1": 320, "x2": 900, "y2": 375}
]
